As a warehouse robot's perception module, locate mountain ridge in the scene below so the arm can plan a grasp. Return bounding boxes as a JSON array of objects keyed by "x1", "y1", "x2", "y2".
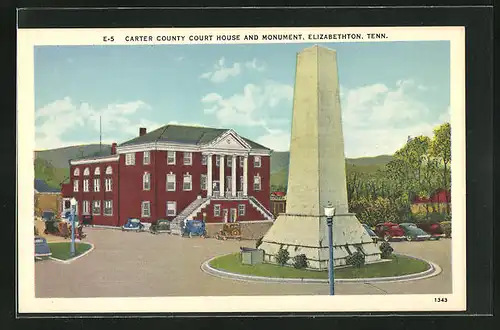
[{"x1": 35, "y1": 144, "x2": 393, "y2": 189}]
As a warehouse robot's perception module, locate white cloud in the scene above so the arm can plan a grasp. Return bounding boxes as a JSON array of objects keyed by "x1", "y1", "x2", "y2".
[
  {"x1": 200, "y1": 57, "x2": 267, "y2": 83},
  {"x1": 200, "y1": 57, "x2": 242, "y2": 83},
  {"x1": 200, "y1": 77, "x2": 448, "y2": 155},
  {"x1": 35, "y1": 97, "x2": 160, "y2": 150},
  {"x1": 245, "y1": 58, "x2": 265, "y2": 71},
  {"x1": 340, "y1": 79, "x2": 450, "y2": 157},
  {"x1": 201, "y1": 81, "x2": 293, "y2": 127},
  {"x1": 256, "y1": 129, "x2": 290, "y2": 152},
  {"x1": 201, "y1": 81, "x2": 293, "y2": 151}
]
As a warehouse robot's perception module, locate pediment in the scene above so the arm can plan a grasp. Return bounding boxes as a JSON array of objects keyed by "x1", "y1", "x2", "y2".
[{"x1": 211, "y1": 132, "x2": 249, "y2": 150}]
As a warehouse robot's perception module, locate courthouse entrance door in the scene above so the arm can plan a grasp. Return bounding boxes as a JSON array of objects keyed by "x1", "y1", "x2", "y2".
[{"x1": 230, "y1": 208, "x2": 237, "y2": 222}]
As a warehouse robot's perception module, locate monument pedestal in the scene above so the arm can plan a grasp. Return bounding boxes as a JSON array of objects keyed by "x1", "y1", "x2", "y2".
[{"x1": 260, "y1": 213, "x2": 381, "y2": 269}]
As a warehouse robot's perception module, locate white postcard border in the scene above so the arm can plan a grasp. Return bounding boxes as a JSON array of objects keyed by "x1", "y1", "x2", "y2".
[{"x1": 17, "y1": 26, "x2": 466, "y2": 313}]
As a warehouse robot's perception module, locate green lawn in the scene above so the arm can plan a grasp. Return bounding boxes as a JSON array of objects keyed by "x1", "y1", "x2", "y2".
[
  {"x1": 48, "y1": 242, "x2": 92, "y2": 261},
  {"x1": 209, "y1": 253, "x2": 430, "y2": 279}
]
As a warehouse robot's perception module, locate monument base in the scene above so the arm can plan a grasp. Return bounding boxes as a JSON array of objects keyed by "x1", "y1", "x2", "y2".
[{"x1": 259, "y1": 213, "x2": 382, "y2": 270}]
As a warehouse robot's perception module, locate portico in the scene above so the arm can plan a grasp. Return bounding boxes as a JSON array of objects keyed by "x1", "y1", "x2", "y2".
[{"x1": 204, "y1": 152, "x2": 249, "y2": 199}]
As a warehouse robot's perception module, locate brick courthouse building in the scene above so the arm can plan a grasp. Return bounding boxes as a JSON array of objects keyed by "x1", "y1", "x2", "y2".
[{"x1": 61, "y1": 125, "x2": 274, "y2": 227}]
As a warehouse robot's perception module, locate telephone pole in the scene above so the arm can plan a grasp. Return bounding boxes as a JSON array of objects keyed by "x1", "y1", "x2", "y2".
[{"x1": 99, "y1": 116, "x2": 102, "y2": 154}]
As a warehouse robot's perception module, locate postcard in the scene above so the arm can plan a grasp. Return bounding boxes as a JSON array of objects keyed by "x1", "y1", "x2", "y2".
[{"x1": 18, "y1": 26, "x2": 466, "y2": 313}]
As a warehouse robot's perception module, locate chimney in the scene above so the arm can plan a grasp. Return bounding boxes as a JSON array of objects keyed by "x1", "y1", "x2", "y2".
[
  {"x1": 111, "y1": 143, "x2": 117, "y2": 155},
  {"x1": 139, "y1": 127, "x2": 147, "y2": 136}
]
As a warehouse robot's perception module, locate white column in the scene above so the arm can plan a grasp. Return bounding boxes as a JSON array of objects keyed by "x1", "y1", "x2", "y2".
[
  {"x1": 219, "y1": 155, "x2": 225, "y2": 196},
  {"x1": 207, "y1": 154, "x2": 213, "y2": 197},
  {"x1": 243, "y1": 155, "x2": 248, "y2": 196},
  {"x1": 231, "y1": 155, "x2": 237, "y2": 197}
]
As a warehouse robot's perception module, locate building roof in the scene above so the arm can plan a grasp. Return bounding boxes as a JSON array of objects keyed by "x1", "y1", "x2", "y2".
[
  {"x1": 119, "y1": 124, "x2": 270, "y2": 150},
  {"x1": 413, "y1": 188, "x2": 451, "y2": 204},
  {"x1": 34, "y1": 179, "x2": 60, "y2": 193}
]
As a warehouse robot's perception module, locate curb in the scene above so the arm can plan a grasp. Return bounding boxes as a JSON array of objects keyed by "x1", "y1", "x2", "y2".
[
  {"x1": 201, "y1": 253, "x2": 442, "y2": 284},
  {"x1": 49, "y1": 242, "x2": 95, "y2": 264}
]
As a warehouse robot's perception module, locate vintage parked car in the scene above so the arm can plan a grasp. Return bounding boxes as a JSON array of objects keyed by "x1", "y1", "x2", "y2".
[
  {"x1": 44, "y1": 219, "x2": 70, "y2": 238},
  {"x1": 182, "y1": 219, "x2": 207, "y2": 238},
  {"x1": 362, "y1": 224, "x2": 379, "y2": 243},
  {"x1": 215, "y1": 223, "x2": 242, "y2": 241},
  {"x1": 80, "y1": 214, "x2": 94, "y2": 227},
  {"x1": 416, "y1": 222, "x2": 445, "y2": 240},
  {"x1": 44, "y1": 218, "x2": 87, "y2": 240},
  {"x1": 374, "y1": 222, "x2": 406, "y2": 242},
  {"x1": 399, "y1": 223, "x2": 432, "y2": 241},
  {"x1": 34, "y1": 236, "x2": 51, "y2": 259},
  {"x1": 122, "y1": 218, "x2": 145, "y2": 232},
  {"x1": 41, "y1": 210, "x2": 56, "y2": 222},
  {"x1": 150, "y1": 219, "x2": 171, "y2": 234}
]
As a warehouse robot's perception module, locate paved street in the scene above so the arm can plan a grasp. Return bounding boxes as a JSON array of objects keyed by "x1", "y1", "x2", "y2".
[{"x1": 35, "y1": 228, "x2": 452, "y2": 297}]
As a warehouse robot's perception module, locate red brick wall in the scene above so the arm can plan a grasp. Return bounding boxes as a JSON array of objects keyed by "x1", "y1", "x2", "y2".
[
  {"x1": 118, "y1": 151, "x2": 157, "y2": 224},
  {"x1": 68, "y1": 150, "x2": 272, "y2": 226},
  {"x1": 152, "y1": 150, "x2": 206, "y2": 221},
  {"x1": 70, "y1": 161, "x2": 120, "y2": 226},
  {"x1": 248, "y1": 155, "x2": 271, "y2": 210}
]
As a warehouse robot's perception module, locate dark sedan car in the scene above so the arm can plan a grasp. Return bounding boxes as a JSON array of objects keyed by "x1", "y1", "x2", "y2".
[
  {"x1": 34, "y1": 236, "x2": 51, "y2": 259},
  {"x1": 399, "y1": 223, "x2": 431, "y2": 241}
]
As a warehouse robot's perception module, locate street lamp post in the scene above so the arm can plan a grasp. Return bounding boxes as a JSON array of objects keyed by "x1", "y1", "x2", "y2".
[
  {"x1": 70, "y1": 197, "x2": 77, "y2": 257},
  {"x1": 324, "y1": 202, "x2": 336, "y2": 296}
]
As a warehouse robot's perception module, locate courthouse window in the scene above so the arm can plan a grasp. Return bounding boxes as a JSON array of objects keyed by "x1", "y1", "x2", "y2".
[
  {"x1": 92, "y1": 200, "x2": 101, "y2": 215},
  {"x1": 166, "y1": 201, "x2": 177, "y2": 216},
  {"x1": 104, "y1": 200, "x2": 113, "y2": 216},
  {"x1": 125, "y1": 153, "x2": 136, "y2": 166},
  {"x1": 141, "y1": 201, "x2": 151, "y2": 217},
  {"x1": 201, "y1": 174, "x2": 207, "y2": 191},
  {"x1": 143, "y1": 172, "x2": 151, "y2": 191},
  {"x1": 167, "y1": 151, "x2": 176, "y2": 165},
  {"x1": 183, "y1": 152, "x2": 192, "y2": 165},
  {"x1": 253, "y1": 175, "x2": 261, "y2": 191},
  {"x1": 166, "y1": 173, "x2": 176, "y2": 191},
  {"x1": 183, "y1": 174, "x2": 192, "y2": 191}
]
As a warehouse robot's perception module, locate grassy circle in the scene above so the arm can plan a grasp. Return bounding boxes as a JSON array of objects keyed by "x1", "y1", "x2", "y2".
[
  {"x1": 48, "y1": 242, "x2": 93, "y2": 261},
  {"x1": 209, "y1": 253, "x2": 431, "y2": 280}
]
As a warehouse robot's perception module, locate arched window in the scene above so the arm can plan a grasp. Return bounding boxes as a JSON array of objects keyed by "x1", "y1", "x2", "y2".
[
  {"x1": 94, "y1": 167, "x2": 101, "y2": 175},
  {"x1": 73, "y1": 168, "x2": 80, "y2": 176},
  {"x1": 83, "y1": 167, "x2": 90, "y2": 176},
  {"x1": 105, "y1": 166, "x2": 113, "y2": 175},
  {"x1": 143, "y1": 172, "x2": 151, "y2": 191}
]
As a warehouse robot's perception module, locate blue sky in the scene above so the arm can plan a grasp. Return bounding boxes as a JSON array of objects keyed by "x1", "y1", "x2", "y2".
[{"x1": 34, "y1": 41, "x2": 450, "y2": 157}]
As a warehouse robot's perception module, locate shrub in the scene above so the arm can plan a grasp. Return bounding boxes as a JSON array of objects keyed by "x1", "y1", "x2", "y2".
[
  {"x1": 410, "y1": 212, "x2": 428, "y2": 224},
  {"x1": 293, "y1": 254, "x2": 308, "y2": 269},
  {"x1": 346, "y1": 251, "x2": 365, "y2": 268},
  {"x1": 379, "y1": 241, "x2": 394, "y2": 259},
  {"x1": 275, "y1": 248, "x2": 290, "y2": 266},
  {"x1": 440, "y1": 221, "x2": 452, "y2": 238},
  {"x1": 255, "y1": 236, "x2": 263, "y2": 249},
  {"x1": 349, "y1": 197, "x2": 402, "y2": 227},
  {"x1": 429, "y1": 212, "x2": 447, "y2": 223}
]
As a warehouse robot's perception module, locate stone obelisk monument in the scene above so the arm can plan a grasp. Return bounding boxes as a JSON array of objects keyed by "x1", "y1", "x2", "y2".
[{"x1": 259, "y1": 46, "x2": 381, "y2": 269}]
